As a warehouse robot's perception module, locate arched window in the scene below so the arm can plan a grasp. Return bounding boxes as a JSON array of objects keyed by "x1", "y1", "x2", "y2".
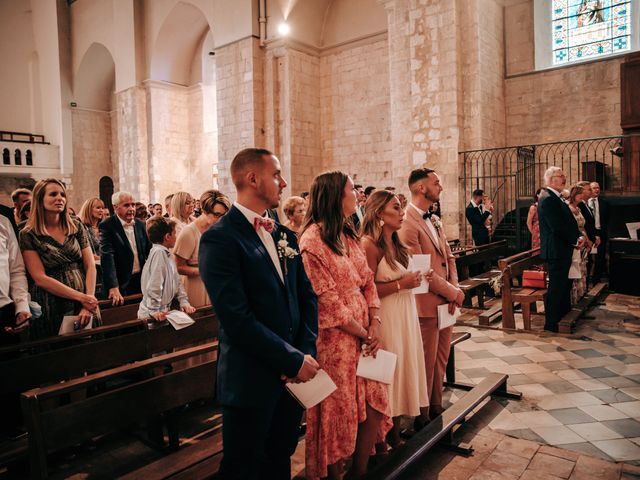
[
  {"x1": 2, "y1": 148, "x2": 9, "y2": 165},
  {"x1": 26, "y1": 150, "x2": 33, "y2": 166},
  {"x1": 14, "y1": 149, "x2": 21, "y2": 165}
]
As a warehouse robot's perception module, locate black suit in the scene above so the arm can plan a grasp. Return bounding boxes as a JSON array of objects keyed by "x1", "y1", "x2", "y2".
[
  {"x1": 578, "y1": 201, "x2": 596, "y2": 284},
  {"x1": 199, "y1": 206, "x2": 317, "y2": 479},
  {"x1": 99, "y1": 216, "x2": 151, "y2": 295},
  {"x1": 589, "y1": 196, "x2": 609, "y2": 282},
  {"x1": 465, "y1": 202, "x2": 491, "y2": 246},
  {"x1": 538, "y1": 188, "x2": 581, "y2": 331}
]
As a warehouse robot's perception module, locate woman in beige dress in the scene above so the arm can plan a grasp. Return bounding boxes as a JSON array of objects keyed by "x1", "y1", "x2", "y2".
[
  {"x1": 170, "y1": 191, "x2": 195, "y2": 237},
  {"x1": 568, "y1": 185, "x2": 591, "y2": 304},
  {"x1": 174, "y1": 190, "x2": 231, "y2": 308},
  {"x1": 361, "y1": 189, "x2": 432, "y2": 448}
]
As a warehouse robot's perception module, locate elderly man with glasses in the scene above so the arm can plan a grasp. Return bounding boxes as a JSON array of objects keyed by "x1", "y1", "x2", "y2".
[{"x1": 538, "y1": 167, "x2": 584, "y2": 332}]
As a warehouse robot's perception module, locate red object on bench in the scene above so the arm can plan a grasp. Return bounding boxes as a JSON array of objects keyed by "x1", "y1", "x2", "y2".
[{"x1": 522, "y1": 270, "x2": 546, "y2": 289}]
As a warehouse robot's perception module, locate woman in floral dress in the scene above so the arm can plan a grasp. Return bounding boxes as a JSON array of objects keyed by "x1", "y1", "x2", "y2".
[
  {"x1": 568, "y1": 185, "x2": 591, "y2": 304},
  {"x1": 300, "y1": 171, "x2": 391, "y2": 480}
]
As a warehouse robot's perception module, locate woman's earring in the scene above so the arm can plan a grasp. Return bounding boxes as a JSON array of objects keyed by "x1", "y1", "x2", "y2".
[{"x1": 379, "y1": 219, "x2": 385, "y2": 227}]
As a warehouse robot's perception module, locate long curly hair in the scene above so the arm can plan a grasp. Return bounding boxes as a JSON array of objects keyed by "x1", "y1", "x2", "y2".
[{"x1": 361, "y1": 190, "x2": 409, "y2": 270}]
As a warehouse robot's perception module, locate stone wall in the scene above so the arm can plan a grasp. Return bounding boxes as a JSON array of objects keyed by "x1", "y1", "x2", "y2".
[
  {"x1": 70, "y1": 108, "x2": 114, "y2": 209},
  {"x1": 215, "y1": 37, "x2": 265, "y2": 198},
  {"x1": 320, "y1": 38, "x2": 391, "y2": 191}
]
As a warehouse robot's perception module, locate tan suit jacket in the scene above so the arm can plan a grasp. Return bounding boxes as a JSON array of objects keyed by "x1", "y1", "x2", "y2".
[{"x1": 398, "y1": 205, "x2": 462, "y2": 318}]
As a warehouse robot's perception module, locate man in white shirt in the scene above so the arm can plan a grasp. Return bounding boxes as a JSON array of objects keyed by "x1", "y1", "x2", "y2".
[
  {"x1": 100, "y1": 191, "x2": 152, "y2": 305},
  {"x1": 0, "y1": 214, "x2": 30, "y2": 438}
]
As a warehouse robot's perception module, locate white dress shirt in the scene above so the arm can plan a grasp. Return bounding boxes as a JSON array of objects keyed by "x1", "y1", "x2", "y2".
[
  {"x1": 118, "y1": 215, "x2": 141, "y2": 274},
  {"x1": 589, "y1": 197, "x2": 601, "y2": 229},
  {"x1": 235, "y1": 202, "x2": 284, "y2": 282},
  {"x1": 138, "y1": 244, "x2": 190, "y2": 319},
  {"x1": 0, "y1": 216, "x2": 29, "y2": 313},
  {"x1": 410, "y1": 203, "x2": 440, "y2": 244}
]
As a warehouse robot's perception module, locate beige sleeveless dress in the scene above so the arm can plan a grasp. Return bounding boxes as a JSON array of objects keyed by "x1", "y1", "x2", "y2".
[{"x1": 375, "y1": 256, "x2": 430, "y2": 416}]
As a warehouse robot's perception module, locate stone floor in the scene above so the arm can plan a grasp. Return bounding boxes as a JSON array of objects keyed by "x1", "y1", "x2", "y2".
[{"x1": 3, "y1": 293, "x2": 640, "y2": 479}]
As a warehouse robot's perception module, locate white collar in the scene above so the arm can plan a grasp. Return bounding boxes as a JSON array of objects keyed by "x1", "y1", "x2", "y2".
[
  {"x1": 547, "y1": 187, "x2": 562, "y2": 198},
  {"x1": 470, "y1": 199, "x2": 481, "y2": 208},
  {"x1": 234, "y1": 202, "x2": 268, "y2": 226},
  {"x1": 117, "y1": 215, "x2": 134, "y2": 228},
  {"x1": 410, "y1": 202, "x2": 427, "y2": 216},
  {"x1": 151, "y1": 243, "x2": 171, "y2": 255}
]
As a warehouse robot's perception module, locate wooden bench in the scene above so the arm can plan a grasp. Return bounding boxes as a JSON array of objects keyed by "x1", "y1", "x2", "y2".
[
  {"x1": 363, "y1": 373, "x2": 511, "y2": 480},
  {"x1": 98, "y1": 294, "x2": 142, "y2": 326},
  {"x1": 558, "y1": 282, "x2": 607, "y2": 333},
  {"x1": 0, "y1": 309, "x2": 216, "y2": 468},
  {"x1": 21, "y1": 342, "x2": 218, "y2": 480},
  {"x1": 495, "y1": 248, "x2": 546, "y2": 330},
  {"x1": 455, "y1": 241, "x2": 508, "y2": 309}
]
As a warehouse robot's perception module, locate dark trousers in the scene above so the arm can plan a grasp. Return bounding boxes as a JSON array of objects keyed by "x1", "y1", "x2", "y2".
[
  {"x1": 122, "y1": 271, "x2": 142, "y2": 296},
  {"x1": 545, "y1": 257, "x2": 573, "y2": 332},
  {"x1": 0, "y1": 302, "x2": 22, "y2": 435},
  {"x1": 592, "y1": 231, "x2": 607, "y2": 283},
  {"x1": 472, "y1": 233, "x2": 490, "y2": 247},
  {"x1": 219, "y1": 390, "x2": 302, "y2": 480}
]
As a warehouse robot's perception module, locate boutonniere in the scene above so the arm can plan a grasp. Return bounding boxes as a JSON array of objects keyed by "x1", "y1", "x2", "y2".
[
  {"x1": 277, "y1": 232, "x2": 299, "y2": 275},
  {"x1": 431, "y1": 215, "x2": 443, "y2": 231}
]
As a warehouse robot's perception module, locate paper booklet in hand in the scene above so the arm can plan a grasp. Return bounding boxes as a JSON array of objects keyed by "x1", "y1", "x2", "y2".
[
  {"x1": 356, "y1": 349, "x2": 397, "y2": 385},
  {"x1": 59, "y1": 315, "x2": 93, "y2": 334},
  {"x1": 437, "y1": 303, "x2": 460, "y2": 330},
  {"x1": 166, "y1": 310, "x2": 195, "y2": 330},
  {"x1": 410, "y1": 254, "x2": 430, "y2": 294},
  {"x1": 286, "y1": 369, "x2": 337, "y2": 409}
]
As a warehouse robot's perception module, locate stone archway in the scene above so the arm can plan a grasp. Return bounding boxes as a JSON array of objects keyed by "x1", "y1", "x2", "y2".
[{"x1": 70, "y1": 42, "x2": 116, "y2": 210}]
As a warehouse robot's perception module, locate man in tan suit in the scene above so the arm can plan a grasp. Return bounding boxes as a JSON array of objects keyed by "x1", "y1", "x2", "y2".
[{"x1": 399, "y1": 168, "x2": 464, "y2": 421}]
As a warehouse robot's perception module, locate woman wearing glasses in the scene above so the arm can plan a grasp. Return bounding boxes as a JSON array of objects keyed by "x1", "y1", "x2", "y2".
[{"x1": 174, "y1": 190, "x2": 231, "y2": 308}]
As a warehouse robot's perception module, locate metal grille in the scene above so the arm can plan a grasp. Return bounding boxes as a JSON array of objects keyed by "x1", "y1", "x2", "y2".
[{"x1": 459, "y1": 134, "x2": 639, "y2": 251}]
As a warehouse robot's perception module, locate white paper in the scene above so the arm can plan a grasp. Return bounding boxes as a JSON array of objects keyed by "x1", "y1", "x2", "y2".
[
  {"x1": 437, "y1": 304, "x2": 460, "y2": 330},
  {"x1": 59, "y1": 315, "x2": 93, "y2": 334},
  {"x1": 166, "y1": 310, "x2": 195, "y2": 330},
  {"x1": 356, "y1": 349, "x2": 398, "y2": 385},
  {"x1": 410, "y1": 254, "x2": 430, "y2": 294},
  {"x1": 626, "y1": 222, "x2": 640, "y2": 239},
  {"x1": 286, "y1": 369, "x2": 337, "y2": 409}
]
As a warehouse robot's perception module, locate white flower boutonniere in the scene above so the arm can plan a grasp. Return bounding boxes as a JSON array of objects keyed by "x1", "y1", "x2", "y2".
[
  {"x1": 277, "y1": 232, "x2": 299, "y2": 275},
  {"x1": 431, "y1": 215, "x2": 443, "y2": 231}
]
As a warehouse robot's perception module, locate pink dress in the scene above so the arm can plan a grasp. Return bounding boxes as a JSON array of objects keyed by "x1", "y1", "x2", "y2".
[{"x1": 300, "y1": 224, "x2": 391, "y2": 480}]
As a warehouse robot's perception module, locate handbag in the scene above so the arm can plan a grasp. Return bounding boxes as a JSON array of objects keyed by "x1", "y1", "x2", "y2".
[
  {"x1": 568, "y1": 248, "x2": 582, "y2": 279},
  {"x1": 522, "y1": 268, "x2": 546, "y2": 289}
]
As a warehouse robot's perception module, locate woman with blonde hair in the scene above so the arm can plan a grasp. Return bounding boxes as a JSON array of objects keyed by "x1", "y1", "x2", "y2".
[
  {"x1": 169, "y1": 191, "x2": 195, "y2": 236},
  {"x1": 78, "y1": 197, "x2": 106, "y2": 297},
  {"x1": 361, "y1": 189, "x2": 431, "y2": 448},
  {"x1": 19, "y1": 179, "x2": 99, "y2": 339},
  {"x1": 174, "y1": 190, "x2": 231, "y2": 308},
  {"x1": 568, "y1": 184, "x2": 591, "y2": 304},
  {"x1": 282, "y1": 195, "x2": 306, "y2": 233},
  {"x1": 300, "y1": 171, "x2": 391, "y2": 479}
]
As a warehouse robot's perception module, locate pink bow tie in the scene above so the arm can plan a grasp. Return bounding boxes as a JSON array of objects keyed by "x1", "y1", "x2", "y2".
[{"x1": 253, "y1": 216, "x2": 275, "y2": 233}]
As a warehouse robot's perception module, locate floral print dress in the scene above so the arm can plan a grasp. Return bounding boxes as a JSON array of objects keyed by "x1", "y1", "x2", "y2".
[{"x1": 300, "y1": 224, "x2": 391, "y2": 480}]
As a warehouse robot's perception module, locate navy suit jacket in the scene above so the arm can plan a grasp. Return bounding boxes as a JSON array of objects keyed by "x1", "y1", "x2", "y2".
[
  {"x1": 99, "y1": 216, "x2": 151, "y2": 291},
  {"x1": 199, "y1": 205, "x2": 318, "y2": 408},
  {"x1": 538, "y1": 188, "x2": 580, "y2": 261},
  {"x1": 465, "y1": 202, "x2": 491, "y2": 245}
]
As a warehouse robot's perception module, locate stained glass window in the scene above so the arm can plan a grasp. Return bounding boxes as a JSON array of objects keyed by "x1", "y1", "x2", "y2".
[{"x1": 552, "y1": 0, "x2": 632, "y2": 65}]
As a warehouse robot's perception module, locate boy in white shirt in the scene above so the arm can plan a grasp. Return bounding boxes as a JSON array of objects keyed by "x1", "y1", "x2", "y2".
[{"x1": 138, "y1": 217, "x2": 195, "y2": 321}]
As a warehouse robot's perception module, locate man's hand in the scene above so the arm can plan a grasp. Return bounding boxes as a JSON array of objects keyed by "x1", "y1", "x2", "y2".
[
  {"x1": 455, "y1": 290, "x2": 465, "y2": 307},
  {"x1": 448, "y1": 301, "x2": 458, "y2": 316},
  {"x1": 108, "y1": 287, "x2": 124, "y2": 306},
  {"x1": 181, "y1": 305, "x2": 196, "y2": 314},
  {"x1": 296, "y1": 354, "x2": 320, "y2": 382}
]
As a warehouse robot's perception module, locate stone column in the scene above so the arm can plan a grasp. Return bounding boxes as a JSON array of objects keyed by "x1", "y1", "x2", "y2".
[{"x1": 215, "y1": 37, "x2": 266, "y2": 199}]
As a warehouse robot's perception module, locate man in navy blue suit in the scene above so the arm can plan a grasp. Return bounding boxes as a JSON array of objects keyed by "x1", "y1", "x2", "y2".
[
  {"x1": 199, "y1": 148, "x2": 318, "y2": 479},
  {"x1": 465, "y1": 189, "x2": 492, "y2": 246},
  {"x1": 538, "y1": 167, "x2": 583, "y2": 332}
]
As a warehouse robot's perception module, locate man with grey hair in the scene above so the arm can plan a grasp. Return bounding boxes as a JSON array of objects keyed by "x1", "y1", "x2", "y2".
[
  {"x1": 99, "y1": 191, "x2": 151, "y2": 305},
  {"x1": 538, "y1": 167, "x2": 583, "y2": 332}
]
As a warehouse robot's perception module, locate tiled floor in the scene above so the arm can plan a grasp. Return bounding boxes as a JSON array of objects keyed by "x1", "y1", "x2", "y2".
[{"x1": 452, "y1": 293, "x2": 640, "y2": 465}]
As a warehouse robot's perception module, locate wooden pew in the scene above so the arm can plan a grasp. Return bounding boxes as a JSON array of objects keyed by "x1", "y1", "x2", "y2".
[
  {"x1": 363, "y1": 373, "x2": 511, "y2": 480},
  {"x1": 492, "y1": 248, "x2": 546, "y2": 330},
  {"x1": 98, "y1": 294, "x2": 143, "y2": 326},
  {"x1": 21, "y1": 342, "x2": 218, "y2": 480},
  {"x1": 0, "y1": 309, "x2": 216, "y2": 468},
  {"x1": 454, "y1": 241, "x2": 508, "y2": 309}
]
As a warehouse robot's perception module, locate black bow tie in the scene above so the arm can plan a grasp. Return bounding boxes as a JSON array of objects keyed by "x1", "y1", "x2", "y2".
[{"x1": 422, "y1": 211, "x2": 433, "y2": 220}]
